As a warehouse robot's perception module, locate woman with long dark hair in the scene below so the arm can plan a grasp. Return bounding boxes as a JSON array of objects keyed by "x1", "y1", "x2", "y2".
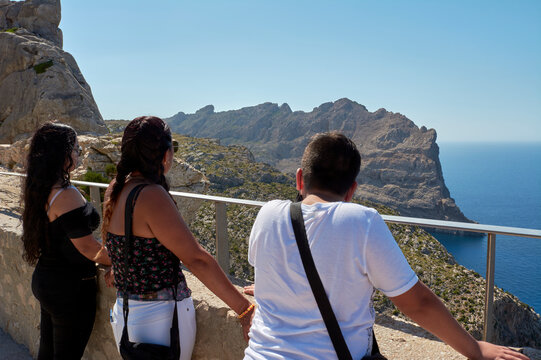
[
  {"x1": 103, "y1": 116, "x2": 253, "y2": 359},
  {"x1": 22, "y1": 122, "x2": 111, "y2": 359}
]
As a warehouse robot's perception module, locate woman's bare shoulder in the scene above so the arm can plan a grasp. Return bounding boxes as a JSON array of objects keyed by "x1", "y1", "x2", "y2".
[
  {"x1": 48, "y1": 186, "x2": 86, "y2": 220},
  {"x1": 138, "y1": 184, "x2": 174, "y2": 205},
  {"x1": 133, "y1": 184, "x2": 180, "y2": 232}
]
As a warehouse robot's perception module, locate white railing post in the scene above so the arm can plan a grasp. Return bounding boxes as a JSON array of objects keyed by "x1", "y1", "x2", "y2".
[
  {"x1": 215, "y1": 202, "x2": 230, "y2": 273},
  {"x1": 483, "y1": 233, "x2": 496, "y2": 342},
  {"x1": 89, "y1": 185, "x2": 102, "y2": 218},
  {"x1": 89, "y1": 185, "x2": 103, "y2": 240}
]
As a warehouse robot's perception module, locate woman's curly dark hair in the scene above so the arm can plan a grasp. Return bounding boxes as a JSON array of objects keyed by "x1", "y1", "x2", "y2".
[
  {"x1": 102, "y1": 116, "x2": 173, "y2": 239},
  {"x1": 22, "y1": 123, "x2": 77, "y2": 265}
]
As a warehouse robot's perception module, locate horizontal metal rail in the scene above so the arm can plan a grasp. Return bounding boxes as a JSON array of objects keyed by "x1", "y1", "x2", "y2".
[
  {"x1": 381, "y1": 214, "x2": 541, "y2": 239},
  {"x1": 2, "y1": 171, "x2": 540, "y2": 342},
  {"x1": 3, "y1": 171, "x2": 539, "y2": 237}
]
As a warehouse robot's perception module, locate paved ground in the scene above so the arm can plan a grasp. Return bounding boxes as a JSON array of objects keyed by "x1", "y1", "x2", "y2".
[{"x1": 0, "y1": 328, "x2": 32, "y2": 360}]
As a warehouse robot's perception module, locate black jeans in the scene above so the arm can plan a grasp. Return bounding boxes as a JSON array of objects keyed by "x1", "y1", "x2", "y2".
[{"x1": 32, "y1": 265, "x2": 97, "y2": 360}]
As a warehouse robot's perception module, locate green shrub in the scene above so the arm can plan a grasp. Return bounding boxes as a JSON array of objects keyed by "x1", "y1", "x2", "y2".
[
  {"x1": 3, "y1": 27, "x2": 18, "y2": 33},
  {"x1": 105, "y1": 163, "x2": 116, "y2": 178},
  {"x1": 84, "y1": 170, "x2": 109, "y2": 184},
  {"x1": 80, "y1": 170, "x2": 109, "y2": 202},
  {"x1": 33, "y1": 60, "x2": 54, "y2": 74}
]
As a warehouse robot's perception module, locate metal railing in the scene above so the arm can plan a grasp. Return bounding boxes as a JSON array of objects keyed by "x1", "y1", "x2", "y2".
[{"x1": 2, "y1": 171, "x2": 540, "y2": 342}]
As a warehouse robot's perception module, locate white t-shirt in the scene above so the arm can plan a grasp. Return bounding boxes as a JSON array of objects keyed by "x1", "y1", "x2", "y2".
[{"x1": 244, "y1": 200, "x2": 418, "y2": 360}]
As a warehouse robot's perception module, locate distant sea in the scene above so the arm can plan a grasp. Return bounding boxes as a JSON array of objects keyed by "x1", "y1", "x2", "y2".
[{"x1": 432, "y1": 142, "x2": 541, "y2": 314}]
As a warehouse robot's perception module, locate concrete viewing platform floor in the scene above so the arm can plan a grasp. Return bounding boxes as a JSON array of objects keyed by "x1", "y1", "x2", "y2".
[{"x1": 2, "y1": 318, "x2": 540, "y2": 360}]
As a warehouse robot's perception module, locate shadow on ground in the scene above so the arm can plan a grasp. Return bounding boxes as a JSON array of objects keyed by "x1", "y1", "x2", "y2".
[
  {"x1": 0, "y1": 327, "x2": 32, "y2": 360},
  {"x1": 376, "y1": 314, "x2": 440, "y2": 341}
]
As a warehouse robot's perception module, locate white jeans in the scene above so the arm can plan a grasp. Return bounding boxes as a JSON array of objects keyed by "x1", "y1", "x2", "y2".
[{"x1": 110, "y1": 297, "x2": 196, "y2": 360}]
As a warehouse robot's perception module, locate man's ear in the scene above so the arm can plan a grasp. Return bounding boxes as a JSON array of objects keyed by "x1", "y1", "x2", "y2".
[
  {"x1": 296, "y1": 168, "x2": 303, "y2": 191},
  {"x1": 344, "y1": 181, "x2": 358, "y2": 202}
]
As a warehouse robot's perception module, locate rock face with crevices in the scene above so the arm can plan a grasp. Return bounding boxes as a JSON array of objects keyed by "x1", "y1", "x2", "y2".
[
  {"x1": 167, "y1": 98, "x2": 471, "y2": 222},
  {"x1": 0, "y1": 0, "x2": 62, "y2": 46},
  {"x1": 0, "y1": 0, "x2": 107, "y2": 143},
  {"x1": 0, "y1": 134, "x2": 210, "y2": 225}
]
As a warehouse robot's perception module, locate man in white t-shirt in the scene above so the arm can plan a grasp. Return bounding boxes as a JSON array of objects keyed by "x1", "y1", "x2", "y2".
[{"x1": 244, "y1": 132, "x2": 528, "y2": 360}]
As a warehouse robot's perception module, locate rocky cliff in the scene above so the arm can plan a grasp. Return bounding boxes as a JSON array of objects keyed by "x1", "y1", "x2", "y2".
[
  {"x1": 0, "y1": 0, "x2": 107, "y2": 143},
  {"x1": 166, "y1": 99, "x2": 470, "y2": 222}
]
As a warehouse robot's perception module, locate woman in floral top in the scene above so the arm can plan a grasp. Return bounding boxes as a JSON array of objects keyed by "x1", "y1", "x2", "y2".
[{"x1": 102, "y1": 116, "x2": 253, "y2": 359}]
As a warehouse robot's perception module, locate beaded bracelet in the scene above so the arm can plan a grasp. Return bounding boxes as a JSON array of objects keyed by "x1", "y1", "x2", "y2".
[{"x1": 238, "y1": 304, "x2": 255, "y2": 319}]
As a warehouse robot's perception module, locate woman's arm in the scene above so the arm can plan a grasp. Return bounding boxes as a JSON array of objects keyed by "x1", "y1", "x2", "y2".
[
  {"x1": 389, "y1": 281, "x2": 529, "y2": 360},
  {"x1": 141, "y1": 186, "x2": 254, "y2": 340},
  {"x1": 70, "y1": 235, "x2": 111, "y2": 265}
]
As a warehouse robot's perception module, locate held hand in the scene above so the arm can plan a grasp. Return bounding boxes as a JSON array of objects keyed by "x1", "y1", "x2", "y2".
[
  {"x1": 475, "y1": 341, "x2": 530, "y2": 360},
  {"x1": 243, "y1": 284, "x2": 254, "y2": 296}
]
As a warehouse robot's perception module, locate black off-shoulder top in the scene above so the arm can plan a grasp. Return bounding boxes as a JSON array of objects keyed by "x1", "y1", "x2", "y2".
[{"x1": 38, "y1": 202, "x2": 100, "y2": 278}]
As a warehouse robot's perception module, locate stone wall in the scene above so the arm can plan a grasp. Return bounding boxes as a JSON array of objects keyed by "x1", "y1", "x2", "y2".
[
  {"x1": 0, "y1": 210, "x2": 251, "y2": 360},
  {"x1": 0, "y1": 213, "x2": 40, "y2": 354}
]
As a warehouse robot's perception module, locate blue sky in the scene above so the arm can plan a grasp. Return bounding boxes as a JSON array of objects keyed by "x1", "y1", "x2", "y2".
[{"x1": 60, "y1": 1, "x2": 541, "y2": 142}]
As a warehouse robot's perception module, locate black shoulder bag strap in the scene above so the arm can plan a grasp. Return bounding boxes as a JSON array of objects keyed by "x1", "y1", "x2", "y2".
[
  {"x1": 121, "y1": 184, "x2": 180, "y2": 357},
  {"x1": 290, "y1": 202, "x2": 382, "y2": 360},
  {"x1": 122, "y1": 184, "x2": 148, "y2": 340}
]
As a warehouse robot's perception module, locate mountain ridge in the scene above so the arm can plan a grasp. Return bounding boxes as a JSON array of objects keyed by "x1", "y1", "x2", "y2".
[{"x1": 166, "y1": 98, "x2": 471, "y2": 223}]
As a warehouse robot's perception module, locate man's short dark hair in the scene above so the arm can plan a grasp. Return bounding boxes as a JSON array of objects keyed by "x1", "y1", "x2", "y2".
[{"x1": 301, "y1": 132, "x2": 361, "y2": 196}]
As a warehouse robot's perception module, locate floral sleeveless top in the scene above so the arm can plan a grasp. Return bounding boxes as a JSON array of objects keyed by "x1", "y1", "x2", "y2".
[{"x1": 106, "y1": 232, "x2": 191, "y2": 301}]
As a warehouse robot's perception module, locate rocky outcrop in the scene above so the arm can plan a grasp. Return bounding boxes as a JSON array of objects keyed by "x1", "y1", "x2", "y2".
[
  {"x1": 0, "y1": 134, "x2": 210, "y2": 225},
  {"x1": 0, "y1": 0, "x2": 62, "y2": 47},
  {"x1": 167, "y1": 98, "x2": 470, "y2": 222},
  {"x1": 0, "y1": 0, "x2": 108, "y2": 143},
  {"x1": 77, "y1": 135, "x2": 210, "y2": 225},
  {"x1": 493, "y1": 296, "x2": 541, "y2": 347}
]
